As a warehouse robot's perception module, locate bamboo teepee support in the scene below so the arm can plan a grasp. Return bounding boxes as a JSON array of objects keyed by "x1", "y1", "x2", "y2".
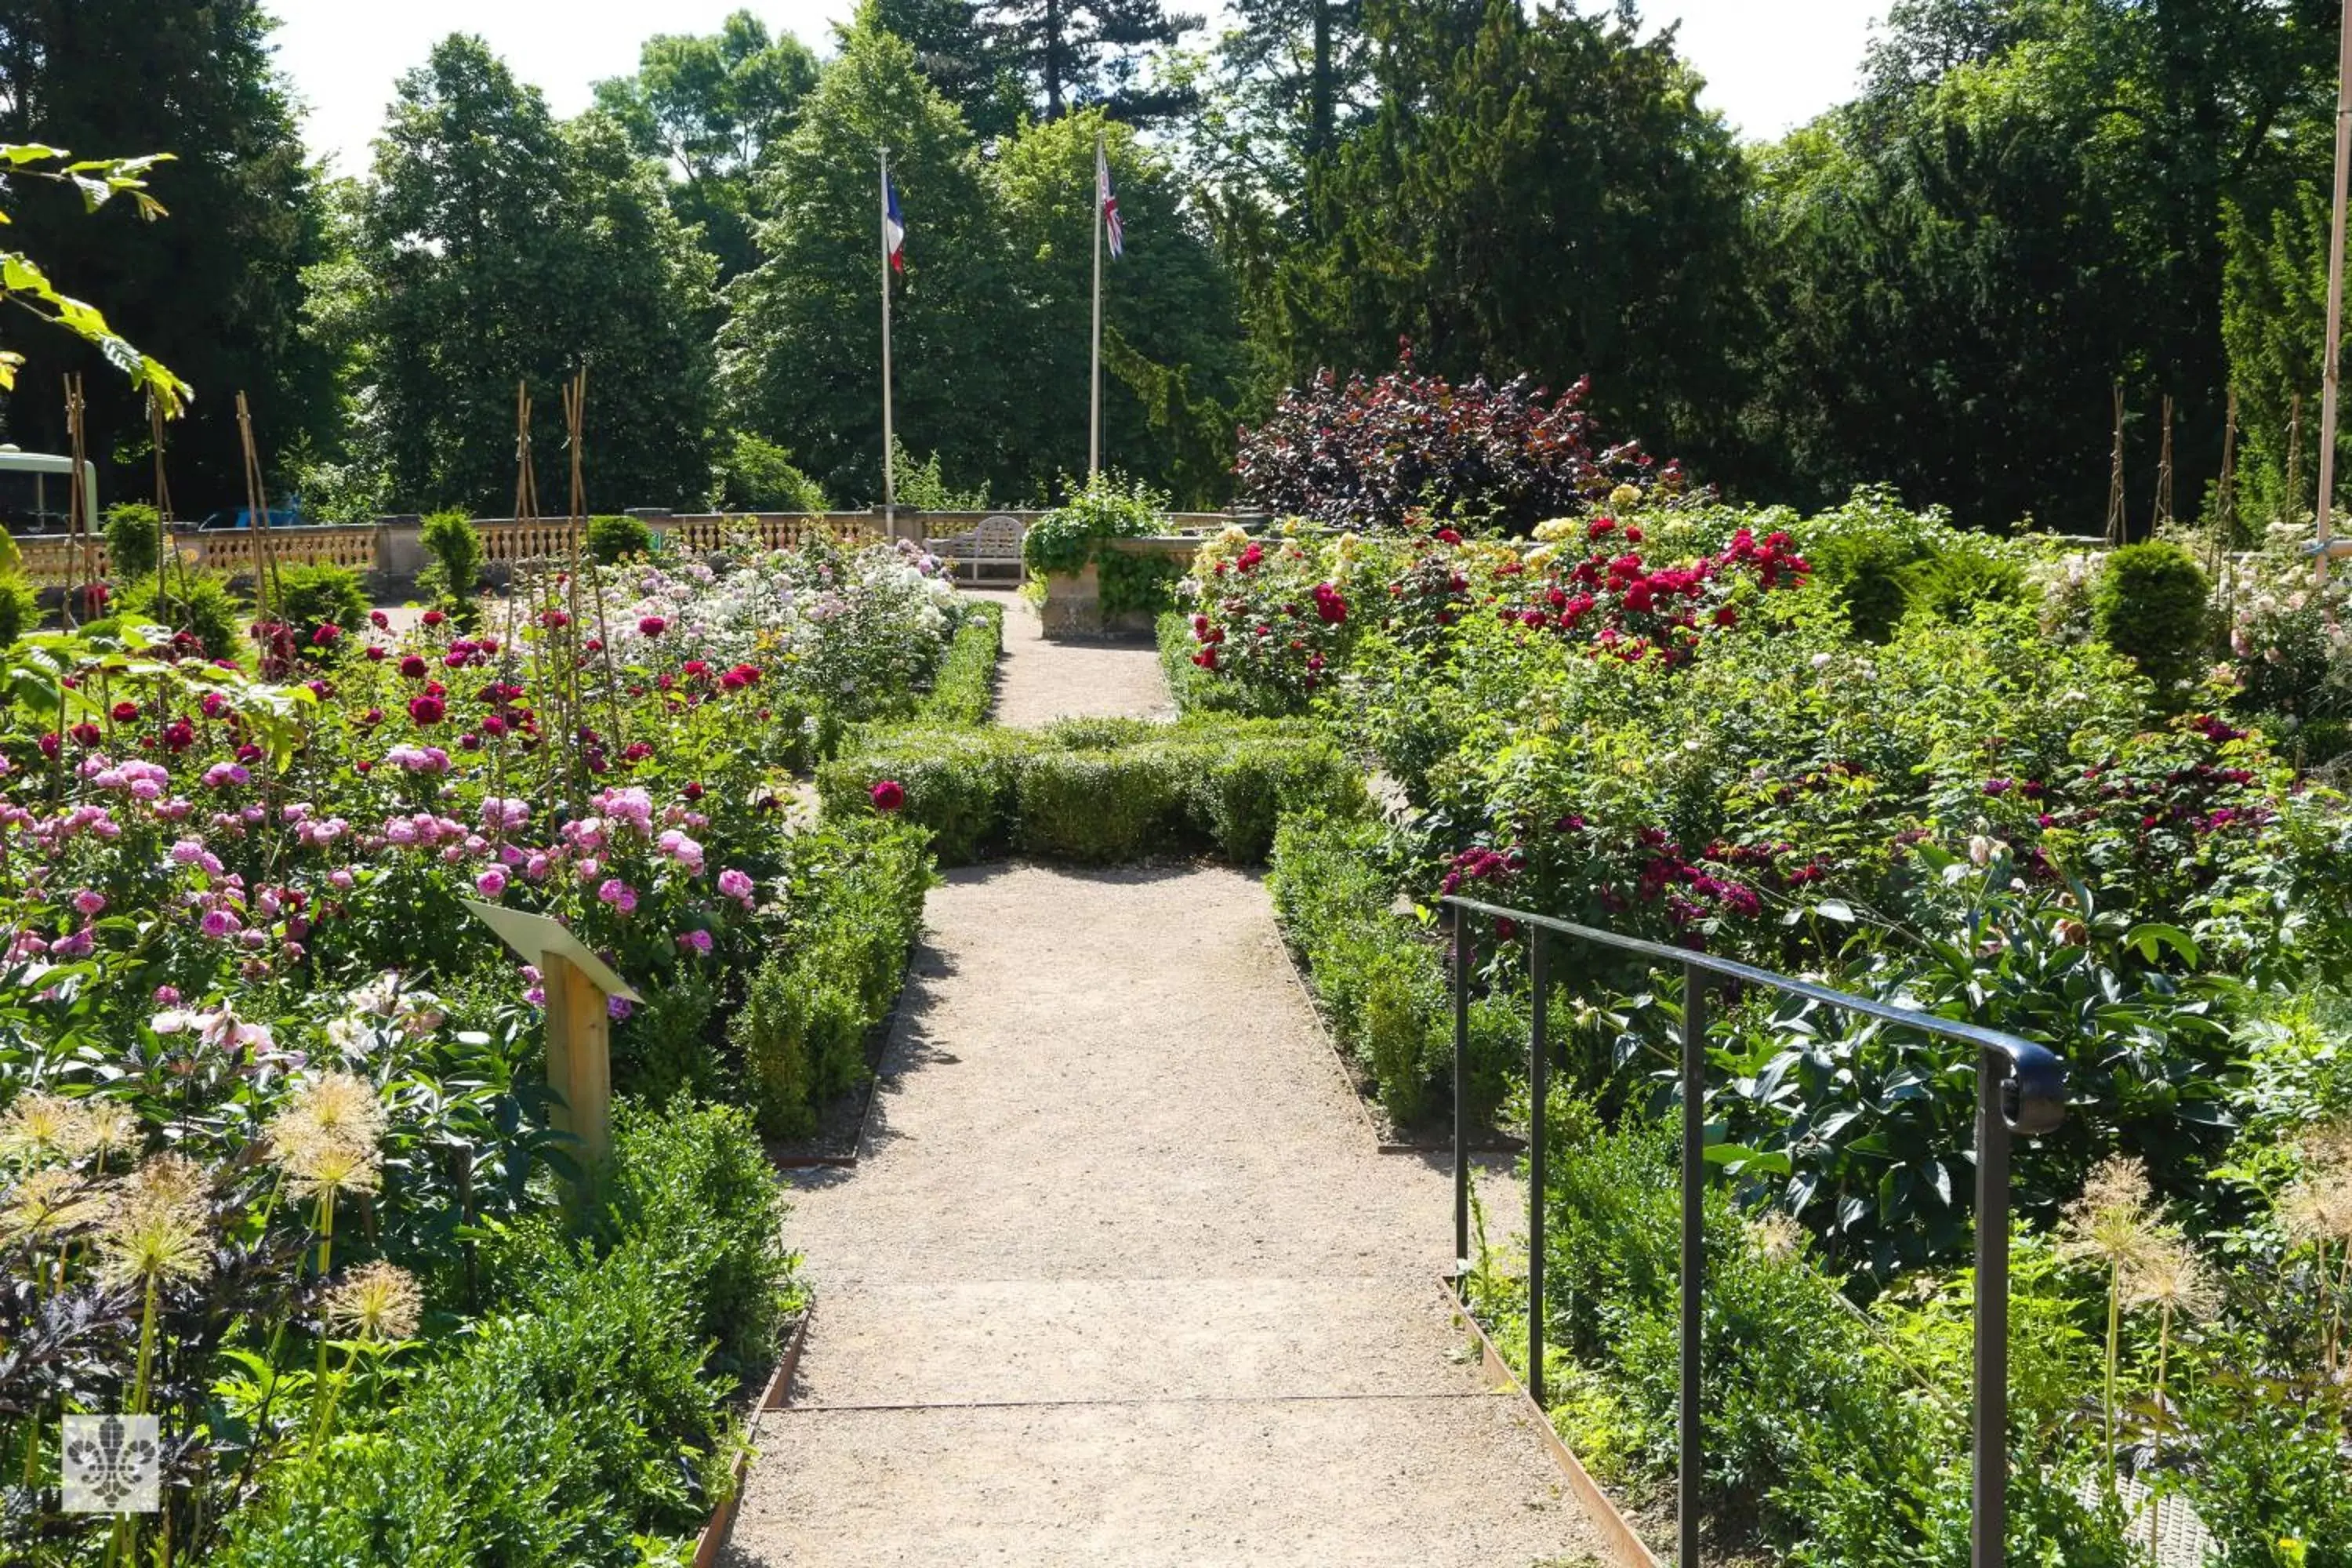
[
  {"x1": 234, "y1": 391, "x2": 281, "y2": 619},
  {"x1": 561, "y1": 368, "x2": 626, "y2": 752},
  {"x1": 2215, "y1": 388, "x2": 2241, "y2": 602},
  {"x1": 2289, "y1": 390, "x2": 2307, "y2": 527},
  {"x1": 2152, "y1": 394, "x2": 2175, "y2": 534},
  {"x1": 2104, "y1": 383, "x2": 2128, "y2": 546},
  {"x1": 61, "y1": 376, "x2": 89, "y2": 628}
]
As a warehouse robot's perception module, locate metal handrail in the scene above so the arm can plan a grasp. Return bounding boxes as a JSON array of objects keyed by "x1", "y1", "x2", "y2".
[{"x1": 1439, "y1": 895, "x2": 2067, "y2": 1568}]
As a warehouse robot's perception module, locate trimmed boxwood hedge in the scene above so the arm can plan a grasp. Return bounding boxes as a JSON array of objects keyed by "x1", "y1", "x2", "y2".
[{"x1": 817, "y1": 715, "x2": 1369, "y2": 866}]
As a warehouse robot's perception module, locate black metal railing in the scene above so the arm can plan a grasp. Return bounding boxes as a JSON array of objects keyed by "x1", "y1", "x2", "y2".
[{"x1": 1441, "y1": 895, "x2": 2067, "y2": 1568}]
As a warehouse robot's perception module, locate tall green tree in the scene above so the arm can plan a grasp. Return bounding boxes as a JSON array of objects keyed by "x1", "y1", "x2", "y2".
[
  {"x1": 591, "y1": 13, "x2": 820, "y2": 280},
  {"x1": 993, "y1": 111, "x2": 1246, "y2": 504},
  {"x1": 1748, "y1": 0, "x2": 2338, "y2": 530},
  {"x1": 872, "y1": 0, "x2": 1025, "y2": 142},
  {"x1": 0, "y1": 0, "x2": 333, "y2": 510},
  {"x1": 1269, "y1": 0, "x2": 1753, "y2": 476},
  {"x1": 328, "y1": 35, "x2": 719, "y2": 515},
  {"x1": 719, "y1": 16, "x2": 1022, "y2": 503},
  {"x1": 978, "y1": 0, "x2": 1204, "y2": 124}
]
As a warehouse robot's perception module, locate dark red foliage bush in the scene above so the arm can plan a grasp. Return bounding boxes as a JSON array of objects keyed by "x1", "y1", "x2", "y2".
[{"x1": 1234, "y1": 347, "x2": 1685, "y2": 534}]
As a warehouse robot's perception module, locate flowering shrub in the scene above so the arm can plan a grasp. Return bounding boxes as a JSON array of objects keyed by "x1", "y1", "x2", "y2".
[
  {"x1": 0, "y1": 533, "x2": 968, "y2": 1557},
  {"x1": 1234, "y1": 346, "x2": 1688, "y2": 533},
  {"x1": 607, "y1": 535, "x2": 964, "y2": 727}
]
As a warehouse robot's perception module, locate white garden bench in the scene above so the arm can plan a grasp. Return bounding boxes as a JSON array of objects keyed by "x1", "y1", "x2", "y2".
[{"x1": 924, "y1": 514, "x2": 1025, "y2": 584}]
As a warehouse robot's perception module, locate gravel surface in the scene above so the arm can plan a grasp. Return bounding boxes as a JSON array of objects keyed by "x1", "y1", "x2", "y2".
[
  {"x1": 722, "y1": 861, "x2": 1599, "y2": 1568},
  {"x1": 976, "y1": 589, "x2": 1174, "y2": 728}
]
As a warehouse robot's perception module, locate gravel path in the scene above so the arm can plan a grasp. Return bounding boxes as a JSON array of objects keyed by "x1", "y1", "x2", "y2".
[
  {"x1": 722, "y1": 859, "x2": 1602, "y2": 1567},
  {"x1": 976, "y1": 588, "x2": 1174, "y2": 728}
]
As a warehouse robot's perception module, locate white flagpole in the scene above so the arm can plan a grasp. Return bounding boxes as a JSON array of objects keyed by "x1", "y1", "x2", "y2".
[
  {"x1": 880, "y1": 146, "x2": 898, "y2": 535},
  {"x1": 2318, "y1": 0, "x2": 2352, "y2": 583},
  {"x1": 1090, "y1": 128, "x2": 1105, "y2": 481}
]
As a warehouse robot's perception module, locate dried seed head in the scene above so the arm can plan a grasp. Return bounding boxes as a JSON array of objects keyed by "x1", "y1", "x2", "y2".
[
  {"x1": 1749, "y1": 1210, "x2": 1807, "y2": 1262},
  {"x1": 325, "y1": 1259, "x2": 423, "y2": 1342},
  {"x1": 2122, "y1": 1230, "x2": 2223, "y2": 1320},
  {"x1": 267, "y1": 1071, "x2": 386, "y2": 1157},
  {"x1": 282, "y1": 1133, "x2": 380, "y2": 1202},
  {"x1": 0, "y1": 1168, "x2": 107, "y2": 1245},
  {"x1": 78, "y1": 1100, "x2": 139, "y2": 1159},
  {"x1": 96, "y1": 1153, "x2": 213, "y2": 1289},
  {"x1": 2280, "y1": 1171, "x2": 2352, "y2": 1247},
  {"x1": 2060, "y1": 1154, "x2": 2161, "y2": 1272},
  {"x1": 2297, "y1": 1120, "x2": 2352, "y2": 1179},
  {"x1": 0, "y1": 1092, "x2": 89, "y2": 1165}
]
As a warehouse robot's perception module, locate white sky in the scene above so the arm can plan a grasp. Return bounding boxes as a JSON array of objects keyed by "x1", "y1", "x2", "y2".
[{"x1": 264, "y1": 0, "x2": 1887, "y2": 178}]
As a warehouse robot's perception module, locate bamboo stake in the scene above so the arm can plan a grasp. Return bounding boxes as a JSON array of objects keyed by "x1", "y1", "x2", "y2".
[
  {"x1": 2317, "y1": 0, "x2": 2352, "y2": 584},
  {"x1": 234, "y1": 391, "x2": 281, "y2": 620},
  {"x1": 2152, "y1": 393, "x2": 2175, "y2": 534},
  {"x1": 563, "y1": 368, "x2": 626, "y2": 753},
  {"x1": 2215, "y1": 389, "x2": 2240, "y2": 609},
  {"x1": 61, "y1": 376, "x2": 89, "y2": 628},
  {"x1": 2287, "y1": 391, "x2": 2305, "y2": 529},
  {"x1": 2105, "y1": 383, "x2": 2128, "y2": 546}
]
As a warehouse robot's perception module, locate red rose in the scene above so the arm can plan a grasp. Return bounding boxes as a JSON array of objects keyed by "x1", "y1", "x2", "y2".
[
  {"x1": 408, "y1": 694, "x2": 445, "y2": 725},
  {"x1": 871, "y1": 779, "x2": 906, "y2": 812}
]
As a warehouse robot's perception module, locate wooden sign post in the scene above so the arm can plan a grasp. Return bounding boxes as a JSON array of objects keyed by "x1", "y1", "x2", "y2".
[{"x1": 460, "y1": 899, "x2": 643, "y2": 1180}]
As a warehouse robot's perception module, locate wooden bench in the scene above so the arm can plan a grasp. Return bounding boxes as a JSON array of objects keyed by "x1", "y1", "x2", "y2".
[{"x1": 924, "y1": 514, "x2": 1025, "y2": 584}]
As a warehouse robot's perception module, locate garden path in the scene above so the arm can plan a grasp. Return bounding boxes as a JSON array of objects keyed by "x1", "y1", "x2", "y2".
[
  {"x1": 722, "y1": 631, "x2": 1597, "y2": 1566},
  {"x1": 975, "y1": 586, "x2": 1175, "y2": 728}
]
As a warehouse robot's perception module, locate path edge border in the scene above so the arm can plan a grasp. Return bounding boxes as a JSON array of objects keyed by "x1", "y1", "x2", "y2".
[
  {"x1": 1436, "y1": 1277, "x2": 1661, "y2": 1568},
  {"x1": 693, "y1": 1298, "x2": 815, "y2": 1567}
]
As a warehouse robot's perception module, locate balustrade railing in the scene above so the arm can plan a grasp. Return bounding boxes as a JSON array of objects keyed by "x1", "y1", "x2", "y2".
[{"x1": 1439, "y1": 895, "x2": 2067, "y2": 1568}]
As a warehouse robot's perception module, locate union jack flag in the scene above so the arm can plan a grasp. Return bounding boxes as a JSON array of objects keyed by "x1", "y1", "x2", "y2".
[{"x1": 1097, "y1": 141, "x2": 1123, "y2": 260}]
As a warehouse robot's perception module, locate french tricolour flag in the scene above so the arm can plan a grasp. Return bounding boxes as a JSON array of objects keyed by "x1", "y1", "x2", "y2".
[
  {"x1": 1097, "y1": 142, "x2": 1123, "y2": 260},
  {"x1": 884, "y1": 173, "x2": 906, "y2": 272}
]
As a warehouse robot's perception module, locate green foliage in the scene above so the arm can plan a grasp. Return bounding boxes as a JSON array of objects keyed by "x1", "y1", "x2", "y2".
[
  {"x1": 990, "y1": 111, "x2": 1246, "y2": 507},
  {"x1": 103, "y1": 501, "x2": 164, "y2": 586},
  {"x1": 714, "y1": 431, "x2": 831, "y2": 513},
  {"x1": 273, "y1": 561, "x2": 370, "y2": 640},
  {"x1": 587, "y1": 514, "x2": 655, "y2": 564},
  {"x1": 1798, "y1": 488, "x2": 2030, "y2": 641},
  {"x1": 1267, "y1": 2, "x2": 1751, "y2": 488},
  {"x1": 890, "y1": 438, "x2": 993, "y2": 511},
  {"x1": 0, "y1": 6, "x2": 325, "y2": 506},
  {"x1": 590, "y1": 10, "x2": 820, "y2": 281},
  {"x1": 719, "y1": 20, "x2": 1011, "y2": 505},
  {"x1": 1269, "y1": 812, "x2": 1447, "y2": 1123},
  {"x1": 418, "y1": 510, "x2": 482, "y2": 604},
  {"x1": 2094, "y1": 540, "x2": 2210, "y2": 702},
  {"x1": 978, "y1": 0, "x2": 1203, "y2": 125},
  {"x1": 1020, "y1": 471, "x2": 1166, "y2": 575},
  {"x1": 112, "y1": 572, "x2": 245, "y2": 659},
  {"x1": 597, "y1": 1099, "x2": 797, "y2": 1385},
  {"x1": 730, "y1": 820, "x2": 932, "y2": 1138},
  {"x1": 912, "y1": 601, "x2": 1003, "y2": 725},
  {"x1": 0, "y1": 572, "x2": 39, "y2": 648},
  {"x1": 817, "y1": 715, "x2": 1367, "y2": 866},
  {"x1": 1504, "y1": 1105, "x2": 2129, "y2": 1566},
  {"x1": 1015, "y1": 743, "x2": 1184, "y2": 861},
  {"x1": 216, "y1": 1099, "x2": 792, "y2": 1566},
  {"x1": 327, "y1": 35, "x2": 719, "y2": 514}
]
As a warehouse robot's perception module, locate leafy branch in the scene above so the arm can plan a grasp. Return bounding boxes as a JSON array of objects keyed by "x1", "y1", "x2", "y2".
[{"x1": 0, "y1": 144, "x2": 192, "y2": 416}]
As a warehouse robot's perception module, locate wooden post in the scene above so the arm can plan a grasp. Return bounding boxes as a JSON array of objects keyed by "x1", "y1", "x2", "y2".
[
  {"x1": 459, "y1": 899, "x2": 638, "y2": 1194},
  {"x1": 539, "y1": 953, "x2": 613, "y2": 1172}
]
